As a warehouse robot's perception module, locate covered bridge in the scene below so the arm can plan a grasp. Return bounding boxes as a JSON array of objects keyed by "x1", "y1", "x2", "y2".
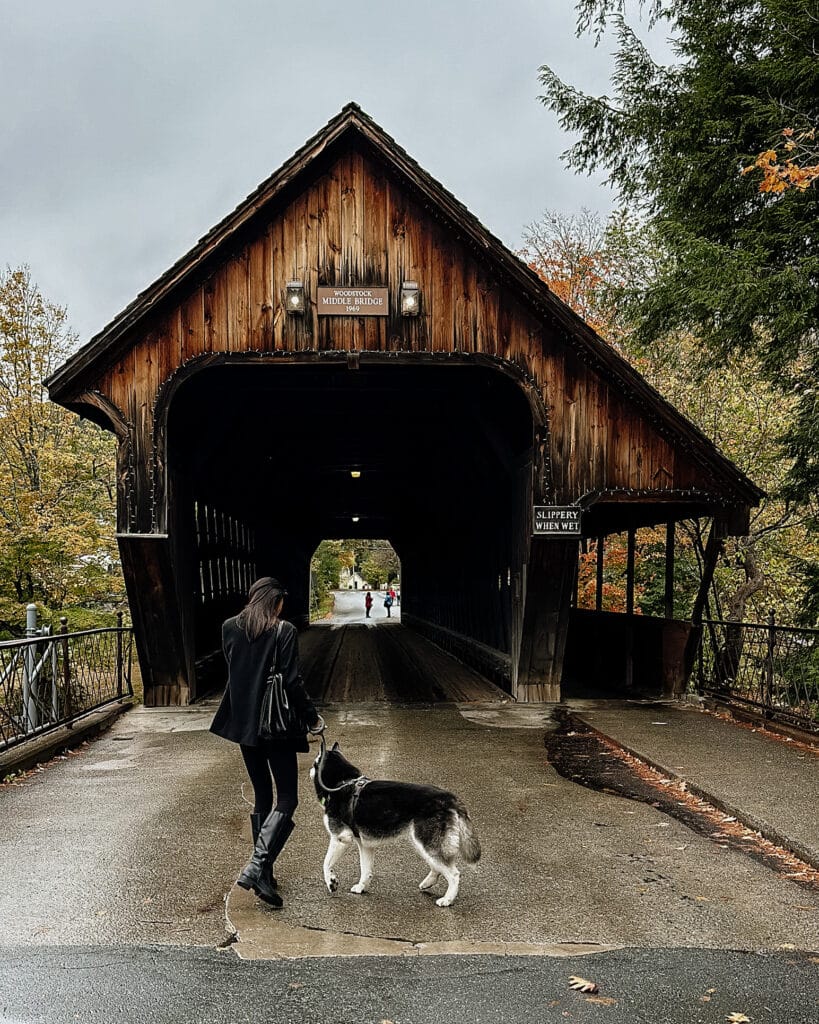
[{"x1": 45, "y1": 104, "x2": 761, "y2": 706}]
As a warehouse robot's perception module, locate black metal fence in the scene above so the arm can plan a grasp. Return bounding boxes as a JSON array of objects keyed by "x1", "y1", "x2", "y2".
[
  {"x1": 697, "y1": 614, "x2": 819, "y2": 733},
  {"x1": 0, "y1": 613, "x2": 133, "y2": 752}
]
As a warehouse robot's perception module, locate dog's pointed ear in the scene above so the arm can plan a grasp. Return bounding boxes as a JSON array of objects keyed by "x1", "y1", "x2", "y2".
[{"x1": 332, "y1": 741, "x2": 340, "y2": 751}]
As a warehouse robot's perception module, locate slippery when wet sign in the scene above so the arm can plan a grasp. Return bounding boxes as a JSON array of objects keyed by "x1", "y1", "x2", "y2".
[{"x1": 532, "y1": 506, "x2": 582, "y2": 537}]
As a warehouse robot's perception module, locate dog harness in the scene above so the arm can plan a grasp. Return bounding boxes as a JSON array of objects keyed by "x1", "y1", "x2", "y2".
[
  {"x1": 319, "y1": 774, "x2": 369, "y2": 809},
  {"x1": 349, "y1": 776, "x2": 370, "y2": 816}
]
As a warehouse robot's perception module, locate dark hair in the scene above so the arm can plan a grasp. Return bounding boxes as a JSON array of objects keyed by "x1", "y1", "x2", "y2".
[{"x1": 237, "y1": 577, "x2": 287, "y2": 641}]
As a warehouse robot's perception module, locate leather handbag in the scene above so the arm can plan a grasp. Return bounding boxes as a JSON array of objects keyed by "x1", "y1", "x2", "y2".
[{"x1": 258, "y1": 623, "x2": 303, "y2": 740}]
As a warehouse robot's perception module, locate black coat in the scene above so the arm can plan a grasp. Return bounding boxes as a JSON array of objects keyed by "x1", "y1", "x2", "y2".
[{"x1": 209, "y1": 617, "x2": 317, "y2": 751}]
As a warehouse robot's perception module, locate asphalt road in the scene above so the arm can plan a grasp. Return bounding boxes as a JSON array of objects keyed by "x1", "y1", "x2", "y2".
[
  {"x1": 1, "y1": 945, "x2": 817, "y2": 1024},
  {"x1": 2, "y1": 614, "x2": 818, "y2": 1023},
  {"x1": 329, "y1": 587, "x2": 401, "y2": 625}
]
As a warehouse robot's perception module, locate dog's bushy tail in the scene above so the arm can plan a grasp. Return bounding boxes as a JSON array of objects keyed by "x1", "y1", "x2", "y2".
[{"x1": 454, "y1": 801, "x2": 481, "y2": 864}]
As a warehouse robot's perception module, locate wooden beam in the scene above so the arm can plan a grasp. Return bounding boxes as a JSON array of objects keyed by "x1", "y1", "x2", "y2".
[
  {"x1": 684, "y1": 517, "x2": 727, "y2": 678},
  {"x1": 626, "y1": 527, "x2": 636, "y2": 616},
  {"x1": 516, "y1": 539, "x2": 578, "y2": 701},
  {"x1": 691, "y1": 518, "x2": 726, "y2": 625},
  {"x1": 664, "y1": 521, "x2": 675, "y2": 619},
  {"x1": 595, "y1": 536, "x2": 604, "y2": 612},
  {"x1": 117, "y1": 535, "x2": 190, "y2": 705}
]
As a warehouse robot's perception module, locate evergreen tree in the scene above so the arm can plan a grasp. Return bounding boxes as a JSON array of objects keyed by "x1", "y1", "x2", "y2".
[{"x1": 539, "y1": 0, "x2": 819, "y2": 619}]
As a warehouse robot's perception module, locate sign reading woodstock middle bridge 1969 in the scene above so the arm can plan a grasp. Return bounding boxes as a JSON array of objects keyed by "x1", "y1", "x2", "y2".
[
  {"x1": 533, "y1": 506, "x2": 583, "y2": 537},
  {"x1": 317, "y1": 286, "x2": 389, "y2": 316}
]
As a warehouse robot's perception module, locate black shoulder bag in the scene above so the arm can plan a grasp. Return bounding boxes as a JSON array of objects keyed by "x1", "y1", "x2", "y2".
[{"x1": 258, "y1": 623, "x2": 302, "y2": 740}]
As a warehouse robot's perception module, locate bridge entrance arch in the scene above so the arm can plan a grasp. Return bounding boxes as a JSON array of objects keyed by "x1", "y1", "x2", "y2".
[
  {"x1": 161, "y1": 356, "x2": 540, "y2": 701},
  {"x1": 46, "y1": 105, "x2": 761, "y2": 706}
]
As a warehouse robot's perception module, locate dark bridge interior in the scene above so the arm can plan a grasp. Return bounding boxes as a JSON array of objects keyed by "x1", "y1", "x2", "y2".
[{"x1": 168, "y1": 363, "x2": 534, "y2": 694}]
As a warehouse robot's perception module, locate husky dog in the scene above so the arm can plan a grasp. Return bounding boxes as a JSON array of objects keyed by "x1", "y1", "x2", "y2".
[{"x1": 310, "y1": 741, "x2": 481, "y2": 907}]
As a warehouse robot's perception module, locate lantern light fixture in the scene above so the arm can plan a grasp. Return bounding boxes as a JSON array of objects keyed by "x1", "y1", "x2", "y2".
[
  {"x1": 351, "y1": 515, "x2": 360, "y2": 523},
  {"x1": 286, "y1": 281, "x2": 305, "y2": 315},
  {"x1": 400, "y1": 280, "x2": 420, "y2": 316},
  {"x1": 350, "y1": 470, "x2": 361, "y2": 479}
]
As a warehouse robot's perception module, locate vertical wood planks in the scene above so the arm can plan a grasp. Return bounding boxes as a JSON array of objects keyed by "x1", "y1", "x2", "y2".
[
  {"x1": 77, "y1": 145, "x2": 738, "y2": 522},
  {"x1": 269, "y1": 218, "x2": 285, "y2": 351},
  {"x1": 248, "y1": 230, "x2": 273, "y2": 351},
  {"x1": 180, "y1": 288, "x2": 205, "y2": 362}
]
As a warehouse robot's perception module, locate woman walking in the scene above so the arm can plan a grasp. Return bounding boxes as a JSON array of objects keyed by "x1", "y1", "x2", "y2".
[{"x1": 210, "y1": 577, "x2": 323, "y2": 908}]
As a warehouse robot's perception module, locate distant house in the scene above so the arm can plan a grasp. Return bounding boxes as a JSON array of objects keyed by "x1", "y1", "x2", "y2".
[{"x1": 339, "y1": 567, "x2": 370, "y2": 591}]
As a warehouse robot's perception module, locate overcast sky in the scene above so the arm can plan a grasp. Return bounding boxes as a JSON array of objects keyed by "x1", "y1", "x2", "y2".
[{"x1": 1, "y1": 1, "x2": 673, "y2": 344}]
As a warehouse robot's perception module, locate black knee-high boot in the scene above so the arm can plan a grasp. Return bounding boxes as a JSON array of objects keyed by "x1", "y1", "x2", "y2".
[
  {"x1": 238, "y1": 811, "x2": 295, "y2": 905},
  {"x1": 250, "y1": 813, "x2": 278, "y2": 891}
]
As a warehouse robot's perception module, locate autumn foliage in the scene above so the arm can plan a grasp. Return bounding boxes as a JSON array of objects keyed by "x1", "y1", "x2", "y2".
[{"x1": 743, "y1": 128, "x2": 819, "y2": 193}]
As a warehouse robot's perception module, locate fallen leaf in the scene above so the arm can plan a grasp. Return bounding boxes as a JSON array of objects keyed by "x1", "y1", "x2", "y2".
[
  {"x1": 586, "y1": 995, "x2": 616, "y2": 1006},
  {"x1": 726, "y1": 1014, "x2": 751, "y2": 1023},
  {"x1": 569, "y1": 975, "x2": 599, "y2": 994}
]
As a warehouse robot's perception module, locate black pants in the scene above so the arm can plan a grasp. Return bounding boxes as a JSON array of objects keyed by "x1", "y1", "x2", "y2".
[{"x1": 240, "y1": 743, "x2": 299, "y2": 819}]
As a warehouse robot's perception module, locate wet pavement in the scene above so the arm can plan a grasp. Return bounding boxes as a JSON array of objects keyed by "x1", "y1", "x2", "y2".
[
  {"x1": 3, "y1": 698, "x2": 817, "y2": 956},
  {"x1": 3, "y1": 680, "x2": 819, "y2": 1022},
  {"x1": 567, "y1": 699, "x2": 819, "y2": 868},
  {"x1": 0, "y1": 705, "x2": 242, "y2": 947},
  {"x1": 2, "y1": 945, "x2": 818, "y2": 1024}
]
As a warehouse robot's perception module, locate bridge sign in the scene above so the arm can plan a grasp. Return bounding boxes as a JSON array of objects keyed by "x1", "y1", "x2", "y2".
[
  {"x1": 533, "y1": 506, "x2": 582, "y2": 537},
  {"x1": 317, "y1": 286, "x2": 388, "y2": 316}
]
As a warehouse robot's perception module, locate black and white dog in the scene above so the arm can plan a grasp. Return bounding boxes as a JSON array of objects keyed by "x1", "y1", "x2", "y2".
[{"x1": 310, "y1": 741, "x2": 481, "y2": 907}]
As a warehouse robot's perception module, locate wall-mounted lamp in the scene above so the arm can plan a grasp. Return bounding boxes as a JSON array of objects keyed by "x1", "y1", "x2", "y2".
[
  {"x1": 351, "y1": 516, "x2": 360, "y2": 523},
  {"x1": 400, "y1": 280, "x2": 420, "y2": 316},
  {"x1": 350, "y1": 470, "x2": 361, "y2": 479},
  {"x1": 286, "y1": 281, "x2": 305, "y2": 315}
]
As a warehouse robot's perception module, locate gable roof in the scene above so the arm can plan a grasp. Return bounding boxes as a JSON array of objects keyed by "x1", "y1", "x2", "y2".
[{"x1": 45, "y1": 102, "x2": 762, "y2": 505}]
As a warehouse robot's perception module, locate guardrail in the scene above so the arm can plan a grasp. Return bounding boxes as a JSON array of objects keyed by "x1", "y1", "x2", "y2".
[
  {"x1": 697, "y1": 613, "x2": 819, "y2": 734},
  {"x1": 0, "y1": 606, "x2": 133, "y2": 752}
]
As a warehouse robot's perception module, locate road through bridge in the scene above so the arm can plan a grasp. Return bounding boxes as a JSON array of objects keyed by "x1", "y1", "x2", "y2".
[{"x1": 301, "y1": 590, "x2": 505, "y2": 703}]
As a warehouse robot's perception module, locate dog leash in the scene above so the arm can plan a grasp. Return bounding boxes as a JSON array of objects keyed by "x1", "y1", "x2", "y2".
[{"x1": 315, "y1": 735, "x2": 370, "y2": 809}]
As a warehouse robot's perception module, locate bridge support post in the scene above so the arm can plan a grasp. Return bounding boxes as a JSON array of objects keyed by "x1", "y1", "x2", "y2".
[
  {"x1": 117, "y1": 534, "x2": 191, "y2": 706},
  {"x1": 516, "y1": 539, "x2": 578, "y2": 701}
]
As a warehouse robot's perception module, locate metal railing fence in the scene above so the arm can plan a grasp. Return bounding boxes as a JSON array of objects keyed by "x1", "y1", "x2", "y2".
[
  {"x1": 0, "y1": 606, "x2": 133, "y2": 752},
  {"x1": 697, "y1": 613, "x2": 819, "y2": 733}
]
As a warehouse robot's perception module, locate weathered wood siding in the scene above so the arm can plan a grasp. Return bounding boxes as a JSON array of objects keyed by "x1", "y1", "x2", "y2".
[{"x1": 82, "y1": 149, "x2": 722, "y2": 531}]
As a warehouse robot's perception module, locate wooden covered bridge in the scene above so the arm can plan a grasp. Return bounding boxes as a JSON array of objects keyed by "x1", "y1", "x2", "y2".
[{"x1": 45, "y1": 104, "x2": 761, "y2": 706}]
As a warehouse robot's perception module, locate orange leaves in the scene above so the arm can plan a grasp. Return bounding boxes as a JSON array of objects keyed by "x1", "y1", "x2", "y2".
[{"x1": 743, "y1": 128, "x2": 819, "y2": 193}]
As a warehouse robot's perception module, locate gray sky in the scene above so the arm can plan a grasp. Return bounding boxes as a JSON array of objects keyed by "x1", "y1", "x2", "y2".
[{"x1": 1, "y1": 1, "x2": 672, "y2": 344}]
